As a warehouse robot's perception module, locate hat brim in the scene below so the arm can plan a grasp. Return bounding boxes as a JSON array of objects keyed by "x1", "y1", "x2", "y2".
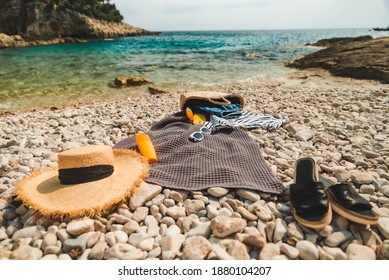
[
  {"x1": 16, "y1": 149, "x2": 149, "y2": 219},
  {"x1": 180, "y1": 91, "x2": 244, "y2": 110}
]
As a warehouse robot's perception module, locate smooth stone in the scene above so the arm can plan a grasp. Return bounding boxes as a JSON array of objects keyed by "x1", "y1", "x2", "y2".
[
  {"x1": 151, "y1": 194, "x2": 165, "y2": 205},
  {"x1": 149, "y1": 204, "x2": 159, "y2": 215},
  {"x1": 163, "y1": 198, "x2": 175, "y2": 207},
  {"x1": 273, "y1": 218, "x2": 287, "y2": 243},
  {"x1": 346, "y1": 244, "x2": 376, "y2": 260},
  {"x1": 186, "y1": 221, "x2": 212, "y2": 238},
  {"x1": 12, "y1": 226, "x2": 42, "y2": 241},
  {"x1": 85, "y1": 231, "x2": 101, "y2": 248},
  {"x1": 275, "y1": 158, "x2": 289, "y2": 169},
  {"x1": 138, "y1": 238, "x2": 154, "y2": 251},
  {"x1": 206, "y1": 204, "x2": 218, "y2": 219},
  {"x1": 325, "y1": 230, "x2": 353, "y2": 247},
  {"x1": 334, "y1": 168, "x2": 351, "y2": 183},
  {"x1": 144, "y1": 215, "x2": 158, "y2": 226},
  {"x1": 44, "y1": 246, "x2": 61, "y2": 256},
  {"x1": 10, "y1": 245, "x2": 42, "y2": 260},
  {"x1": 350, "y1": 171, "x2": 374, "y2": 184},
  {"x1": 122, "y1": 249, "x2": 147, "y2": 260},
  {"x1": 104, "y1": 243, "x2": 137, "y2": 260},
  {"x1": 160, "y1": 234, "x2": 185, "y2": 260},
  {"x1": 236, "y1": 227, "x2": 265, "y2": 248},
  {"x1": 105, "y1": 231, "x2": 128, "y2": 246},
  {"x1": 295, "y1": 128, "x2": 314, "y2": 141},
  {"x1": 218, "y1": 207, "x2": 233, "y2": 217},
  {"x1": 77, "y1": 248, "x2": 92, "y2": 260},
  {"x1": 165, "y1": 225, "x2": 181, "y2": 237},
  {"x1": 318, "y1": 247, "x2": 335, "y2": 260},
  {"x1": 122, "y1": 220, "x2": 139, "y2": 235},
  {"x1": 94, "y1": 220, "x2": 106, "y2": 233},
  {"x1": 211, "y1": 244, "x2": 235, "y2": 260},
  {"x1": 160, "y1": 217, "x2": 176, "y2": 227},
  {"x1": 236, "y1": 207, "x2": 257, "y2": 221},
  {"x1": 66, "y1": 218, "x2": 94, "y2": 236},
  {"x1": 236, "y1": 189, "x2": 261, "y2": 202},
  {"x1": 182, "y1": 236, "x2": 212, "y2": 260},
  {"x1": 63, "y1": 238, "x2": 86, "y2": 253},
  {"x1": 210, "y1": 216, "x2": 247, "y2": 238},
  {"x1": 318, "y1": 225, "x2": 334, "y2": 238},
  {"x1": 169, "y1": 191, "x2": 183, "y2": 203},
  {"x1": 254, "y1": 205, "x2": 272, "y2": 221},
  {"x1": 89, "y1": 241, "x2": 107, "y2": 260},
  {"x1": 360, "y1": 184, "x2": 375, "y2": 195},
  {"x1": 296, "y1": 240, "x2": 319, "y2": 260},
  {"x1": 42, "y1": 233, "x2": 57, "y2": 250},
  {"x1": 221, "y1": 240, "x2": 250, "y2": 260},
  {"x1": 376, "y1": 217, "x2": 389, "y2": 238},
  {"x1": 128, "y1": 233, "x2": 148, "y2": 247},
  {"x1": 147, "y1": 224, "x2": 160, "y2": 238},
  {"x1": 166, "y1": 206, "x2": 186, "y2": 219},
  {"x1": 265, "y1": 221, "x2": 275, "y2": 243},
  {"x1": 148, "y1": 247, "x2": 162, "y2": 258},
  {"x1": 113, "y1": 214, "x2": 131, "y2": 224},
  {"x1": 280, "y1": 243, "x2": 299, "y2": 259},
  {"x1": 322, "y1": 246, "x2": 347, "y2": 260},
  {"x1": 184, "y1": 200, "x2": 205, "y2": 215},
  {"x1": 287, "y1": 222, "x2": 304, "y2": 240},
  {"x1": 258, "y1": 243, "x2": 280, "y2": 260},
  {"x1": 132, "y1": 207, "x2": 149, "y2": 223},
  {"x1": 380, "y1": 185, "x2": 389, "y2": 198},
  {"x1": 129, "y1": 182, "x2": 162, "y2": 211},
  {"x1": 207, "y1": 187, "x2": 229, "y2": 198},
  {"x1": 56, "y1": 228, "x2": 68, "y2": 243}
]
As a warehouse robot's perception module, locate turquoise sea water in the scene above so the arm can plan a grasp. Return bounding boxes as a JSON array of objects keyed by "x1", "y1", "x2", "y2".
[{"x1": 0, "y1": 28, "x2": 387, "y2": 110}]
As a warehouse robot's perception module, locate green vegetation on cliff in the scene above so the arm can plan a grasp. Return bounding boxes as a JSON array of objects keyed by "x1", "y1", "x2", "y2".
[{"x1": 33, "y1": 0, "x2": 124, "y2": 22}]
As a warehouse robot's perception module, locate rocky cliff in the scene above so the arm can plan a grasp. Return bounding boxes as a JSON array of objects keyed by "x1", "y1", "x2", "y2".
[
  {"x1": 0, "y1": 0, "x2": 156, "y2": 48},
  {"x1": 287, "y1": 36, "x2": 389, "y2": 83}
]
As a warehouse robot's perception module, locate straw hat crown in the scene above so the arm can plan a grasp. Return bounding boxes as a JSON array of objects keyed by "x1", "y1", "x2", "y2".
[{"x1": 58, "y1": 145, "x2": 114, "y2": 169}]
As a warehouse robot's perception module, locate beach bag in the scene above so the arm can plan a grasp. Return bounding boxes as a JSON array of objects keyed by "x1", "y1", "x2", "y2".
[{"x1": 180, "y1": 91, "x2": 244, "y2": 110}]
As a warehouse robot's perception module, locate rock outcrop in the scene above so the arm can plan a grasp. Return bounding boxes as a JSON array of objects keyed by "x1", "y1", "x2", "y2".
[
  {"x1": 287, "y1": 36, "x2": 389, "y2": 83},
  {"x1": 0, "y1": 33, "x2": 86, "y2": 48},
  {"x1": 306, "y1": 35, "x2": 373, "y2": 47},
  {"x1": 0, "y1": 0, "x2": 156, "y2": 48}
]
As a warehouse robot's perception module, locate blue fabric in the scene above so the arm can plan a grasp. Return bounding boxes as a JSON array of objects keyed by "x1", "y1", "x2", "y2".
[{"x1": 194, "y1": 104, "x2": 242, "y2": 118}]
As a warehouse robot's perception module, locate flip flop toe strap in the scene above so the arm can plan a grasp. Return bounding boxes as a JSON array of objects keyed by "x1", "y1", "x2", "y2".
[
  {"x1": 328, "y1": 183, "x2": 372, "y2": 211},
  {"x1": 290, "y1": 182, "x2": 329, "y2": 218}
]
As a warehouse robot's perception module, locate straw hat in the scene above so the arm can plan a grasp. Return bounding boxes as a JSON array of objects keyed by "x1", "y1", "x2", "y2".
[
  {"x1": 180, "y1": 91, "x2": 244, "y2": 110},
  {"x1": 16, "y1": 145, "x2": 149, "y2": 219}
]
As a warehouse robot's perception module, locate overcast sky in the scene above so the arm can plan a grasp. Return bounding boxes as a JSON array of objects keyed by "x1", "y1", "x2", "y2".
[{"x1": 112, "y1": 0, "x2": 389, "y2": 31}]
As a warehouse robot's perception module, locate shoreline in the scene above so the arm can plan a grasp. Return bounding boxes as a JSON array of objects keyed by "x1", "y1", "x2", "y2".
[
  {"x1": 0, "y1": 69, "x2": 385, "y2": 114},
  {"x1": 1, "y1": 76, "x2": 389, "y2": 260}
]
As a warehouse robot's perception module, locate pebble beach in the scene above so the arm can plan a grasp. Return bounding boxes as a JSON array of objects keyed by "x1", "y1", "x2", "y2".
[{"x1": 1, "y1": 74, "x2": 389, "y2": 260}]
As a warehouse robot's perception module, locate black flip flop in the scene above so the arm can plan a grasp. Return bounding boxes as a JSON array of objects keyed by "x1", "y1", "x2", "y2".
[
  {"x1": 326, "y1": 183, "x2": 378, "y2": 225},
  {"x1": 289, "y1": 157, "x2": 332, "y2": 229}
]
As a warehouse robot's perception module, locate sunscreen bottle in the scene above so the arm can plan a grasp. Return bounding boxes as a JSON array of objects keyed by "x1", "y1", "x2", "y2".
[{"x1": 135, "y1": 133, "x2": 158, "y2": 163}]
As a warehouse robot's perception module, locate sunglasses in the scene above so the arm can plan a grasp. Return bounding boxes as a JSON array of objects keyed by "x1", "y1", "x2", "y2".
[{"x1": 189, "y1": 123, "x2": 213, "y2": 142}]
